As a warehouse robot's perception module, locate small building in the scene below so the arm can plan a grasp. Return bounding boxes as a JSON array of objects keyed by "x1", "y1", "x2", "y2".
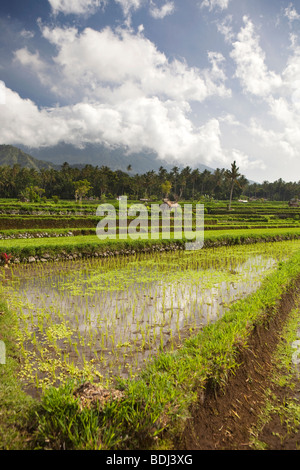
[
  {"x1": 288, "y1": 198, "x2": 300, "y2": 207},
  {"x1": 159, "y1": 199, "x2": 180, "y2": 213}
]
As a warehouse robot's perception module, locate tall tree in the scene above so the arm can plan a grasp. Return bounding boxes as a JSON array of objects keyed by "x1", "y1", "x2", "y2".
[
  {"x1": 74, "y1": 179, "x2": 92, "y2": 204},
  {"x1": 225, "y1": 160, "x2": 241, "y2": 210},
  {"x1": 161, "y1": 180, "x2": 172, "y2": 198},
  {"x1": 170, "y1": 166, "x2": 180, "y2": 196}
]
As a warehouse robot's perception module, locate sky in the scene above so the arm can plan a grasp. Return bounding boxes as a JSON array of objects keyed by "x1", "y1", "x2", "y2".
[{"x1": 0, "y1": 1, "x2": 300, "y2": 183}]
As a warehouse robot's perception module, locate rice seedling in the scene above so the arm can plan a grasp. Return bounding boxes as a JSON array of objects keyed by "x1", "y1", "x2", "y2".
[{"x1": 3, "y1": 238, "x2": 300, "y2": 394}]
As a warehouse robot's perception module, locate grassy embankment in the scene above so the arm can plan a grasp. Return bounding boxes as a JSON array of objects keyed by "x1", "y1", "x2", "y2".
[
  {"x1": 2, "y1": 227, "x2": 300, "y2": 262},
  {"x1": 1, "y1": 199, "x2": 300, "y2": 261},
  {"x1": 0, "y1": 298, "x2": 37, "y2": 449},
  {"x1": 248, "y1": 303, "x2": 300, "y2": 450},
  {"x1": 1, "y1": 246, "x2": 300, "y2": 449},
  {"x1": 2, "y1": 198, "x2": 300, "y2": 449}
]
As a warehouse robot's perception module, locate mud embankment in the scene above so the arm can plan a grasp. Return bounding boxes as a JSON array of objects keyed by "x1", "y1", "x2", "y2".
[{"x1": 178, "y1": 278, "x2": 300, "y2": 450}]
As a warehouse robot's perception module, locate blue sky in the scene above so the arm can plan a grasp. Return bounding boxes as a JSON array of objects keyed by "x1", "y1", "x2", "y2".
[{"x1": 0, "y1": 0, "x2": 300, "y2": 182}]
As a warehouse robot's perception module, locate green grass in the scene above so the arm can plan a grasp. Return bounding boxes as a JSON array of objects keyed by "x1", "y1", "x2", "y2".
[
  {"x1": 6, "y1": 239, "x2": 297, "y2": 395},
  {"x1": 2, "y1": 198, "x2": 300, "y2": 449},
  {"x1": 30, "y1": 247, "x2": 300, "y2": 450},
  {"x1": 2, "y1": 239, "x2": 300, "y2": 449},
  {"x1": 2, "y1": 226, "x2": 300, "y2": 261},
  {"x1": 249, "y1": 303, "x2": 300, "y2": 449},
  {"x1": 0, "y1": 298, "x2": 37, "y2": 449}
]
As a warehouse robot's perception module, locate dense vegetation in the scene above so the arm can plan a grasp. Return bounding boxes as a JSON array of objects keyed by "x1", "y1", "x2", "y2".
[
  {"x1": 2, "y1": 194, "x2": 300, "y2": 450},
  {"x1": 0, "y1": 196, "x2": 300, "y2": 262},
  {"x1": 0, "y1": 145, "x2": 55, "y2": 172},
  {"x1": 2, "y1": 238, "x2": 300, "y2": 449},
  {"x1": 1, "y1": 160, "x2": 300, "y2": 202}
]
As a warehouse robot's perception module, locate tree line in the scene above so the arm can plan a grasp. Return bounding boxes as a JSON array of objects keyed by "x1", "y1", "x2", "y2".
[{"x1": 0, "y1": 161, "x2": 298, "y2": 202}]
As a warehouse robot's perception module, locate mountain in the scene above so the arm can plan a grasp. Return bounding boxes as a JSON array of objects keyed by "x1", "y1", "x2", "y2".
[
  {"x1": 0, "y1": 145, "x2": 58, "y2": 170},
  {"x1": 1, "y1": 142, "x2": 216, "y2": 174},
  {"x1": 20, "y1": 143, "x2": 215, "y2": 174}
]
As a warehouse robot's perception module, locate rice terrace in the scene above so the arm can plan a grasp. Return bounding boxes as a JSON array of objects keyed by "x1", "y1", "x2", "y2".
[
  {"x1": 2, "y1": 167, "x2": 300, "y2": 452},
  {"x1": 3, "y1": 0, "x2": 300, "y2": 456}
]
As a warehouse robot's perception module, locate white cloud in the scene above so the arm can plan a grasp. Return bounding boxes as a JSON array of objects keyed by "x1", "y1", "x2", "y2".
[
  {"x1": 282, "y1": 43, "x2": 300, "y2": 107},
  {"x1": 149, "y1": 1, "x2": 175, "y2": 19},
  {"x1": 0, "y1": 83, "x2": 227, "y2": 167},
  {"x1": 246, "y1": 37, "x2": 300, "y2": 163},
  {"x1": 14, "y1": 47, "x2": 46, "y2": 73},
  {"x1": 249, "y1": 118, "x2": 298, "y2": 162},
  {"x1": 0, "y1": 86, "x2": 65, "y2": 147},
  {"x1": 223, "y1": 14, "x2": 300, "y2": 173},
  {"x1": 21, "y1": 3, "x2": 300, "y2": 181},
  {"x1": 13, "y1": 47, "x2": 59, "y2": 91},
  {"x1": 220, "y1": 113, "x2": 242, "y2": 127},
  {"x1": 49, "y1": 0, "x2": 176, "y2": 20},
  {"x1": 217, "y1": 15, "x2": 234, "y2": 43},
  {"x1": 284, "y1": 3, "x2": 300, "y2": 23},
  {"x1": 35, "y1": 24, "x2": 230, "y2": 103},
  {"x1": 20, "y1": 29, "x2": 35, "y2": 39},
  {"x1": 48, "y1": 0, "x2": 105, "y2": 16},
  {"x1": 115, "y1": 0, "x2": 143, "y2": 17},
  {"x1": 0, "y1": 81, "x2": 6, "y2": 105},
  {"x1": 230, "y1": 16, "x2": 282, "y2": 97},
  {"x1": 200, "y1": 0, "x2": 231, "y2": 12},
  {"x1": 8, "y1": 19, "x2": 233, "y2": 168},
  {"x1": 228, "y1": 148, "x2": 266, "y2": 172}
]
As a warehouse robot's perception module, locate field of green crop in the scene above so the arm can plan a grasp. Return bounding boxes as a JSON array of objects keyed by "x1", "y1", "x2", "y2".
[
  {"x1": 2, "y1": 238, "x2": 300, "y2": 394},
  {"x1": 1, "y1": 197, "x2": 300, "y2": 261},
  {"x1": 1, "y1": 197, "x2": 300, "y2": 450}
]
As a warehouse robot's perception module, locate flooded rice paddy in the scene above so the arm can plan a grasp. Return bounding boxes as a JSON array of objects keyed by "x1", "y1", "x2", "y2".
[{"x1": 2, "y1": 239, "x2": 300, "y2": 395}]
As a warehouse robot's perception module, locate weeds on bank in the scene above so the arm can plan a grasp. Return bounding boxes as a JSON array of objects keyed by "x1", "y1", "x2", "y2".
[
  {"x1": 0, "y1": 299, "x2": 37, "y2": 449},
  {"x1": 3, "y1": 236, "x2": 300, "y2": 449},
  {"x1": 2, "y1": 240, "x2": 299, "y2": 395},
  {"x1": 30, "y1": 246, "x2": 300, "y2": 450},
  {"x1": 34, "y1": 381, "x2": 104, "y2": 450},
  {"x1": 249, "y1": 303, "x2": 300, "y2": 450}
]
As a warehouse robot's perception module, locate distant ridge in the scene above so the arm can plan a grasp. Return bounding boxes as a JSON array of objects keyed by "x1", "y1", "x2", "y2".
[
  {"x1": 1, "y1": 143, "x2": 216, "y2": 175},
  {"x1": 0, "y1": 145, "x2": 58, "y2": 171},
  {"x1": 20, "y1": 142, "x2": 215, "y2": 174}
]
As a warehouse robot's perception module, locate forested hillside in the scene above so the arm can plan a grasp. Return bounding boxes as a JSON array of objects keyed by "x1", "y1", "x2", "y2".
[
  {"x1": 0, "y1": 145, "x2": 56, "y2": 171},
  {"x1": 0, "y1": 156, "x2": 299, "y2": 202}
]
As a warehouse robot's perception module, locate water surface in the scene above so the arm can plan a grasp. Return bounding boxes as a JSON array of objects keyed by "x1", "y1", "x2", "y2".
[{"x1": 3, "y1": 240, "x2": 300, "y2": 391}]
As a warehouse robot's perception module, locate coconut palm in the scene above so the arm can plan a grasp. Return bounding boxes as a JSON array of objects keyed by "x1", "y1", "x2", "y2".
[{"x1": 225, "y1": 161, "x2": 241, "y2": 210}]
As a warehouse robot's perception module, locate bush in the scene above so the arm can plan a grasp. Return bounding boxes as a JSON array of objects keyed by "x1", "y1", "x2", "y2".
[{"x1": 36, "y1": 381, "x2": 101, "y2": 450}]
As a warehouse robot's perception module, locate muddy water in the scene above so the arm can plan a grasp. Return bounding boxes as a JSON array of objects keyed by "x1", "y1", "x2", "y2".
[{"x1": 2, "y1": 242, "x2": 300, "y2": 387}]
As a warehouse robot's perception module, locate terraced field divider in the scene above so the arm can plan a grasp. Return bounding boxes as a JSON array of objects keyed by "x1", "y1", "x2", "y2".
[
  {"x1": 30, "y1": 248, "x2": 300, "y2": 450},
  {"x1": 2, "y1": 227, "x2": 300, "y2": 264}
]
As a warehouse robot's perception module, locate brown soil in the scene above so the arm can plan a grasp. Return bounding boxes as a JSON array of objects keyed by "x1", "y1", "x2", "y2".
[{"x1": 177, "y1": 279, "x2": 300, "y2": 450}]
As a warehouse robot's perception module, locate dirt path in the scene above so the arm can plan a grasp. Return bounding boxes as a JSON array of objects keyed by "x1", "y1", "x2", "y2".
[{"x1": 177, "y1": 280, "x2": 300, "y2": 450}]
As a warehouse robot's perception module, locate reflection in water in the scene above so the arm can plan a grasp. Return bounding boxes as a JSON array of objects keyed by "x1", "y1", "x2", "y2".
[{"x1": 2, "y1": 241, "x2": 300, "y2": 388}]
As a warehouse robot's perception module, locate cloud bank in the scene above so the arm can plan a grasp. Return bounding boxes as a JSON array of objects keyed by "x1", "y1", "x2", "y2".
[
  {"x1": 200, "y1": 0, "x2": 231, "y2": 12},
  {"x1": 48, "y1": 0, "x2": 106, "y2": 16},
  {"x1": 2, "y1": 2, "x2": 300, "y2": 180},
  {"x1": 2, "y1": 21, "x2": 231, "y2": 168}
]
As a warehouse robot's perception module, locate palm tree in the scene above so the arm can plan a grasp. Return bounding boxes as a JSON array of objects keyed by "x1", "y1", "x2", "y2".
[
  {"x1": 74, "y1": 179, "x2": 92, "y2": 204},
  {"x1": 225, "y1": 161, "x2": 241, "y2": 210},
  {"x1": 190, "y1": 168, "x2": 200, "y2": 199},
  {"x1": 212, "y1": 168, "x2": 225, "y2": 198},
  {"x1": 170, "y1": 166, "x2": 180, "y2": 196}
]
